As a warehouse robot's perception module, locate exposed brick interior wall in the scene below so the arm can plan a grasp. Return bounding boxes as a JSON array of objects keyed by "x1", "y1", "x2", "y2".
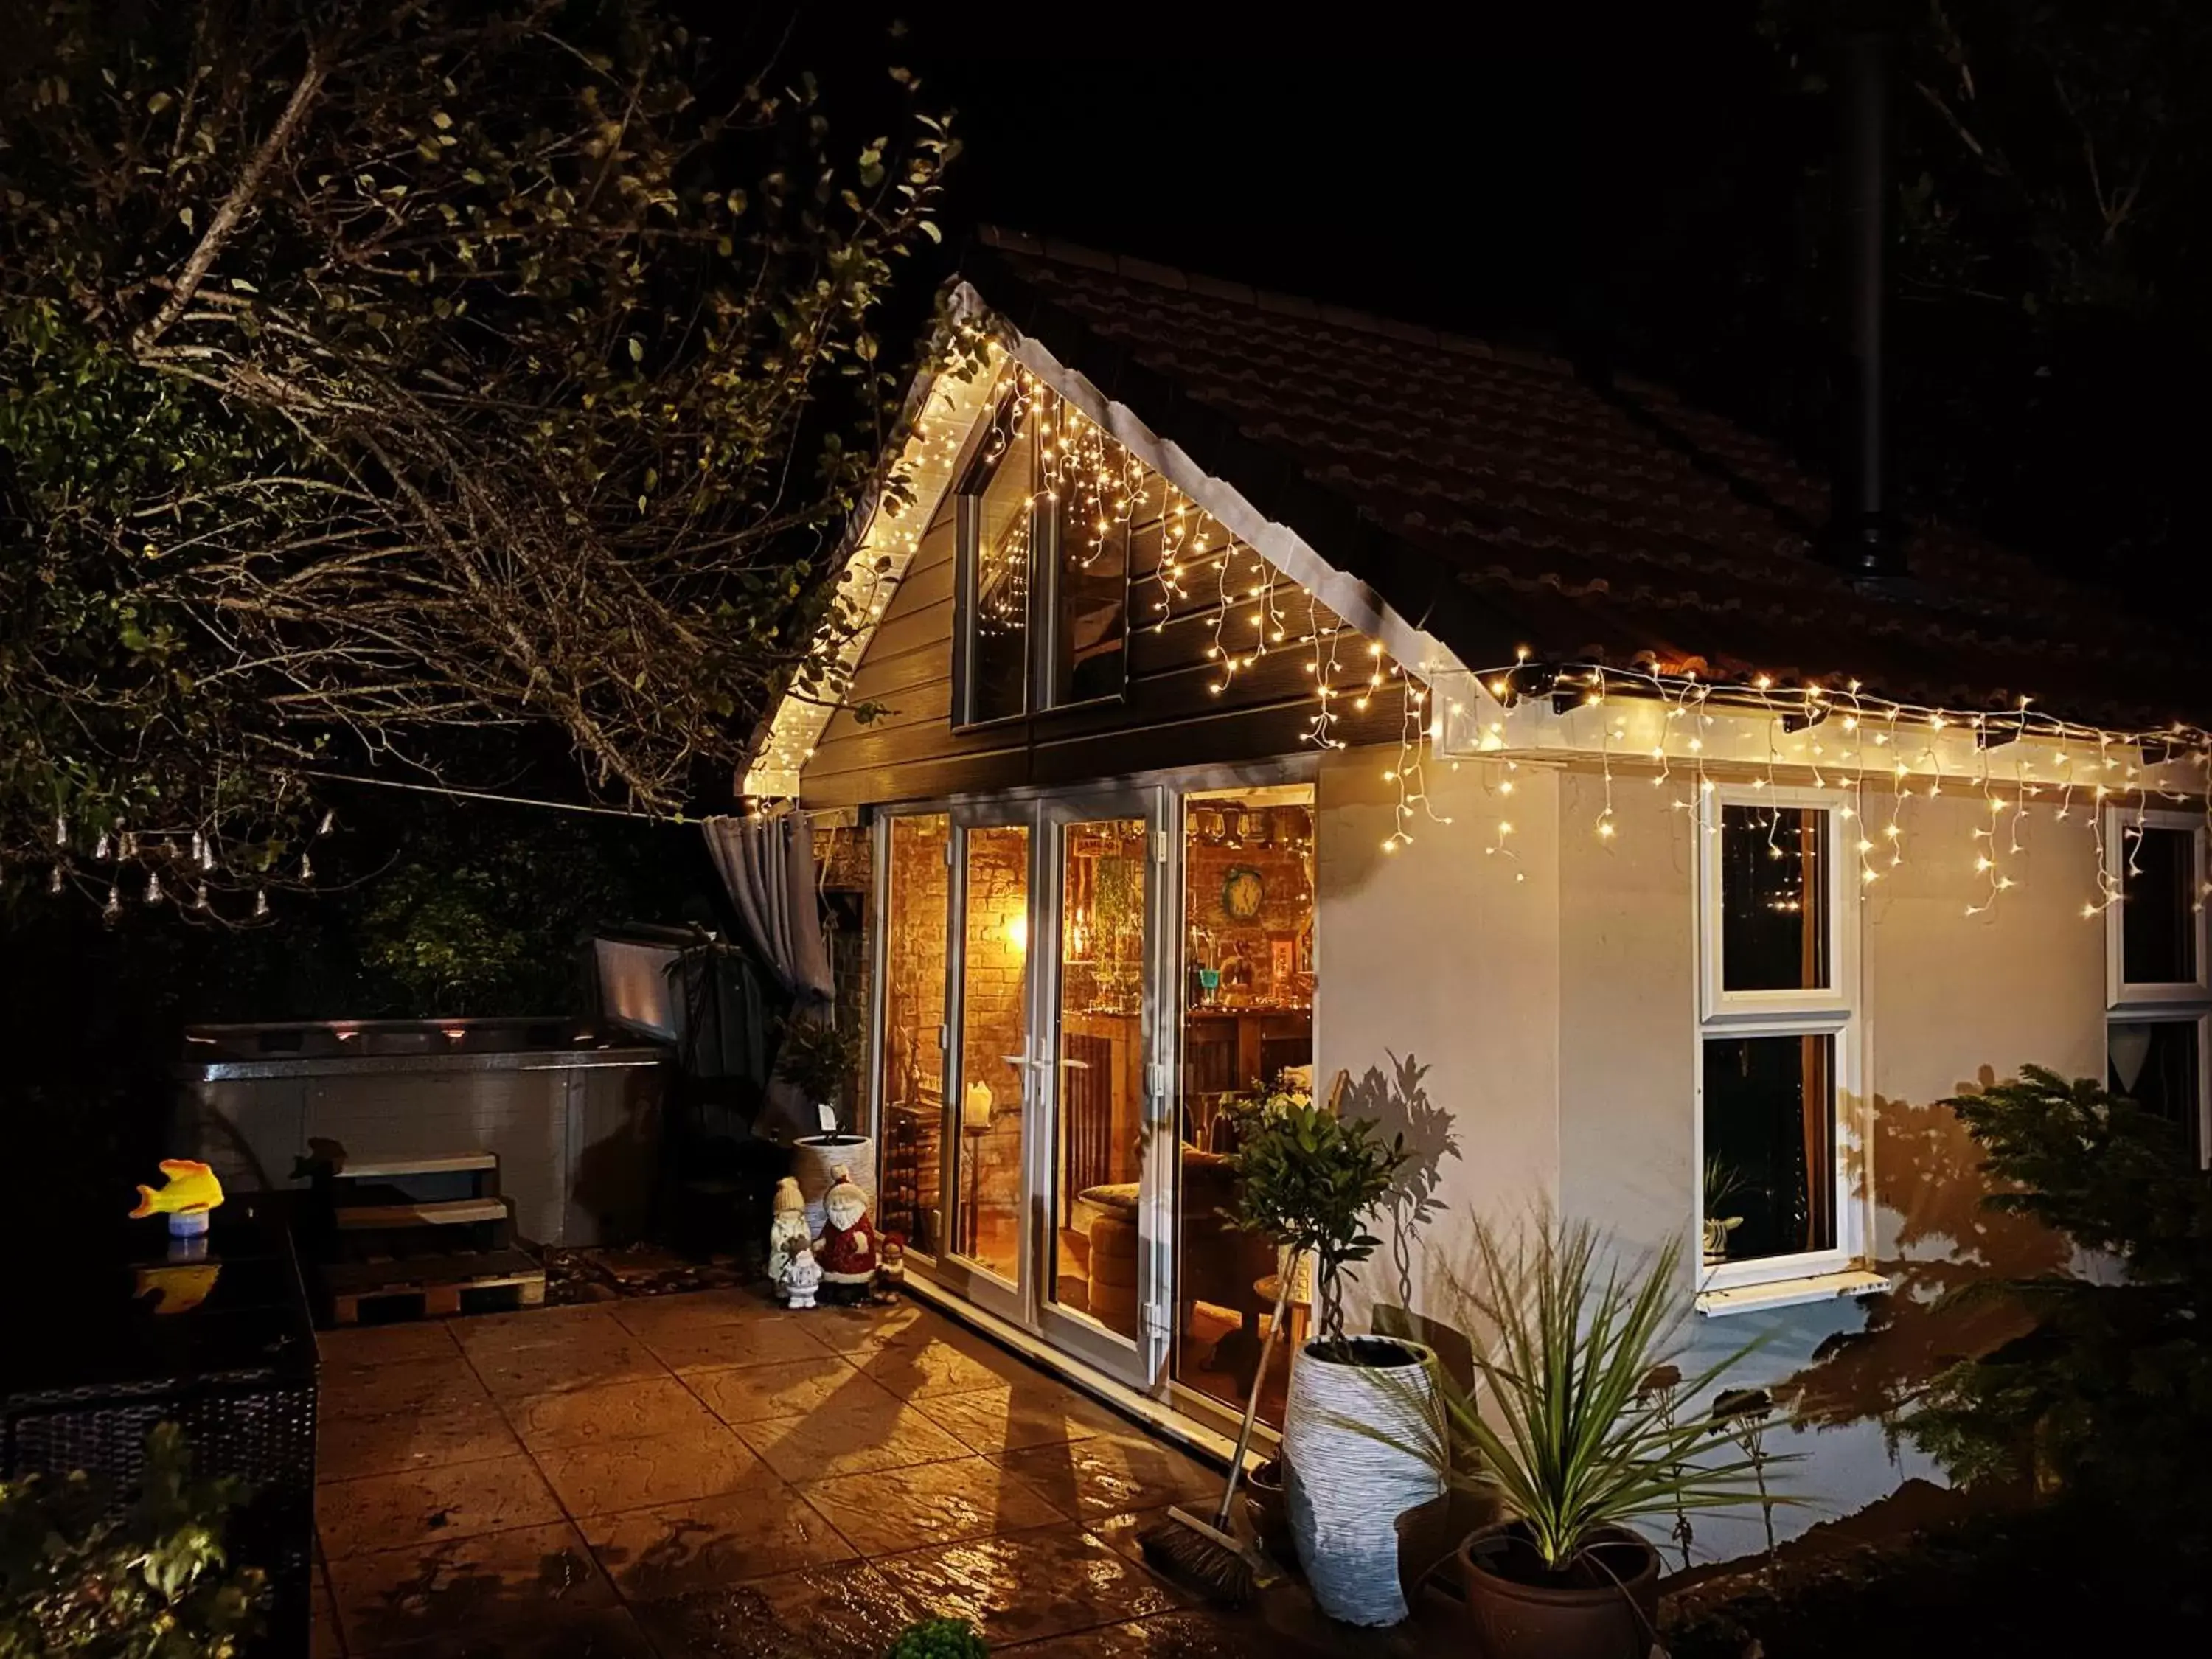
[
  {"x1": 959, "y1": 824, "x2": 1030, "y2": 1264},
  {"x1": 880, "y1": 815, "x2": 949, "y2": 1250}
]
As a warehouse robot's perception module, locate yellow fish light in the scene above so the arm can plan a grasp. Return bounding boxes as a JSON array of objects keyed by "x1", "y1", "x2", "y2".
[{"x1": 130, "y1": 1159, "x2": 226, "y2": 1231}]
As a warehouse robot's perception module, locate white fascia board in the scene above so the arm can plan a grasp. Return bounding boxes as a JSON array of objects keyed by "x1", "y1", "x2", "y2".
[
  {"x1": 997, "y1": 299, "x2": 1459, "y2": 689},
  {"x1": 740, "y1": 293, "x2": 1004, "y2": 799}
]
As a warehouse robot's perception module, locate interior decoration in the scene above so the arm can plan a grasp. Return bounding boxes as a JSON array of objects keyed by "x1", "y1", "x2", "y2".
[
  {"x1": 813, "y1": 1168, "x2": 879, "y2": 1304},
  {"x1": 128, "y1": 1158, "x2": 225, "y2": 1239},
  {"x1": 768, "y1": 1177, "x2": 810, "y2": 1301},
  {"x1": 1220, "y1": 866, "x2": 1265, "y2": 922}
]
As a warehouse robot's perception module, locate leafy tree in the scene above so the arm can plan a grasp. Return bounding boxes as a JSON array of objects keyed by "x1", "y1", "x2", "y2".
[
  {"x1": 0, "y1": 0, "x2": 960, "y2": 920},
  {"x1": 1908, "y1": 1066, "x2": 2212, "y2": 1520}
]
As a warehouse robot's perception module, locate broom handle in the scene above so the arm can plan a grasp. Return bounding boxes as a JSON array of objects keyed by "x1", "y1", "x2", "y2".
[{"x1": 1211, "y1": 1256, "x2": 1298, "y2": 1533}]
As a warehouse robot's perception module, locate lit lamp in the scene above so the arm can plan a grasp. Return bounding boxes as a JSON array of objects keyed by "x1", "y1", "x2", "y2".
[{"x1": 961, "y1": 1079, "x2": 995, "y2": 1256}]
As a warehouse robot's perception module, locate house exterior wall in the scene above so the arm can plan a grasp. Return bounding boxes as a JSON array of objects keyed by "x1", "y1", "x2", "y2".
[
  {"x1": 1312, "y1": 748, "x2": 1563, "y2": 1324},
  {"x1": 1312, "y1": 743, "x2": 2105, "y2": 1562}
]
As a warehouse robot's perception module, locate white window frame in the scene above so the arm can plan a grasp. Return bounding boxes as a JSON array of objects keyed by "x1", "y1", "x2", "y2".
[
  {"x1": 1694, "y1": 785, "x2": 1865, "y2": 1295},
  {"x1": 2105, "y1": 808, "x2": 2212, "y2": 1167},
  {"x1": 2104, "y1": 807, "x2": 2211, "y2": 1007}
]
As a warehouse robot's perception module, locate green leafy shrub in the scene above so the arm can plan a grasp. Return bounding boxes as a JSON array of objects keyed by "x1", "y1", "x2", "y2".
[
  {"x1": 1222, "y1": 1085, "x2": 1409, "y2": 1348},
  {"x1": 773, "y1": 1017, "x2": 865, "y2": 1128},
  {"x1": 0, "y1": 1422, "x2": 265, "y2": 1657},
  {"x1": 1910, "y1": 1065, "x2": 2212, "y2": 1523},
  {"x1": 884, "y1": 1617, "x2": 988, "y2": 1659}
]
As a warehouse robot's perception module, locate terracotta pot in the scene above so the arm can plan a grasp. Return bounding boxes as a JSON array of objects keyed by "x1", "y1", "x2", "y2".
[
  {"x1": 1244, "y1": 1457, "x2": 1295, "y2": 1565},
  {"x1": 1456, "y1": 1523, "x2": 1660, "y2": 1659}
]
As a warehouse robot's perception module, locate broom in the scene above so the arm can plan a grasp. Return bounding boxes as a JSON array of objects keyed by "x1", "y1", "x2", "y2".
[
  {"x1": 1138, "y1": 1069, "x2": 1346, "y2": 1605},
  {"x1": 1136, "y1": 1265, "x2": 1295, "y2": 1605}
]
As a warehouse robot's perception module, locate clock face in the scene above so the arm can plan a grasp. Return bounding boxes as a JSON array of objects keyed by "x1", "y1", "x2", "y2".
[{"x1": 1221, "y1": 866, "x2": 1265, "y2": 922}]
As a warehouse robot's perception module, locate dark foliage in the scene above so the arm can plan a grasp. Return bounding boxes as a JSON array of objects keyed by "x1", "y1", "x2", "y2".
[{"x1": 1910, "y1": 1065, "x2": 2212, "y2": 1524}]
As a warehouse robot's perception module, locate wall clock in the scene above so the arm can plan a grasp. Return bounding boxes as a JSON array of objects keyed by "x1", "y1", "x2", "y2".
[{"x1": 1220, "y1": 866, "x2": 1265, "y2": 922}]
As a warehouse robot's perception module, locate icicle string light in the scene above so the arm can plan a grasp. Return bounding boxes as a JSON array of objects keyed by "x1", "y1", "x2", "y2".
[{"x1": 1461, "y1": 658, "x2": 2211, "y2": 920}]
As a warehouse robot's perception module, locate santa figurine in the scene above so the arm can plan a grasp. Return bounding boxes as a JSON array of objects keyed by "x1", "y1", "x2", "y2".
[
  {"x1": 812, "y1": 1167, "x2": 878, "y2": 1305},
  {"x1": 782, "y1": 1238, "x2": 821, "y2": 1310},
  {"x1": 768, "y1": 1177, "x2": 810, "y2": 1301},
  {"x1": 872, "y1": 1233, "x2": 908, "y2": 1304}
]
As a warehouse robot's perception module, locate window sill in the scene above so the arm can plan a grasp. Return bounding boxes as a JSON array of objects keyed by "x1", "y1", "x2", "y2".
[{"x1": 1695, "y1": 1268, "x2": 1892, "y2": 1318}]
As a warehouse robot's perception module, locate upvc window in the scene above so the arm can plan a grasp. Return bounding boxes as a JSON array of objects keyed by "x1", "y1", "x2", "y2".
[
  {"x1": 2105, "y1": 808, "x2": 2211, "y2": 1166},
  {"x1": 951, "y1": 386, "x2": 1131, "y2": 728},
  {"x1": 1696, "y1": 788, "x2": 1861, "y2": 1293}
]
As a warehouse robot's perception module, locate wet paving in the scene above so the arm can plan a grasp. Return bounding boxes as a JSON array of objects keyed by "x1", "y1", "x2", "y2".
[{"x1": 312, "y1": 1287, "x2": 1455, "y2": 1657}]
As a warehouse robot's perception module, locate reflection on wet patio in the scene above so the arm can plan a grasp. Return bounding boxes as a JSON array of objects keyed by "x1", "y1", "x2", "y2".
[{"x1": 310, "y1": 1287, "x2": 1371, "y2": 1657}]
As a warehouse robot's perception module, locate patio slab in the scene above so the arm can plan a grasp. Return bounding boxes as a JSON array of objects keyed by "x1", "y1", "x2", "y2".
[{"x1": 311, "y1": 1281, "x2": 1448, "y2": 1656}]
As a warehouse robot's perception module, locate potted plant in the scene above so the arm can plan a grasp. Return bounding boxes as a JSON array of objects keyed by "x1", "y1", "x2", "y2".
[
  {"x1": 1223, "y1": 1084, "x2": 1439, "y2": 1627},
  {"x1": 777, "y1": 1015, "x2": 871, "y2": 1234},
  {"x1": 1700, "y1": 1155, "x2": 1746, "y2": 1265},
  {"x1": 1371, "y1": 1215, "x2": 1784, "y2": 1659}
]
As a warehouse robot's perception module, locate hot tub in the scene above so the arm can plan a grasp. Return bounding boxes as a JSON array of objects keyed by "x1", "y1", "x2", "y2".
[{"x1": 174, "y1": 1018, "x2": 666, "y2": 1248}]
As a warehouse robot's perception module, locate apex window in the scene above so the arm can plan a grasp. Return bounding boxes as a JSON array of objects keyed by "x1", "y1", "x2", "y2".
[
  {"x1": 2105, "y1": 809, "x2": 2211, "y2": 1166},
  {"x1": 953, "y1": 383, "x2": 1133, "y2": 727},
  {"x1": 1697, "y1": 791, "x2": 1859, "y2": 1290}
]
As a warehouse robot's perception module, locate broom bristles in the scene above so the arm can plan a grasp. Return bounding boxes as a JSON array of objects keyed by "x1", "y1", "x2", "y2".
[{"x1": 1137, "y1": 1507, "x2": 1256, "y2": 1607}]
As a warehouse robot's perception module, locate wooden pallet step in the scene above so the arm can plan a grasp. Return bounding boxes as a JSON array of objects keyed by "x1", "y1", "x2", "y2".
[
  {"x1": 334, "y1": 1197, "x2": 509, "y2": 1229},
  {"x1": 324, "y1": 1249, "x2": 546, "y2": 1326},
  {"x1": 324, "y1": 1151, "x2": 499, "y2": 1179},
  {"x1": 323, "y1": 1247, "x2": 541, "y2": 1295}
]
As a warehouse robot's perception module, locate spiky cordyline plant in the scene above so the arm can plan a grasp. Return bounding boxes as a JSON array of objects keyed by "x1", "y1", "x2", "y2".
[{"x1": 1368, "y1": 1214, "x2": 1791, "y2": 1574}]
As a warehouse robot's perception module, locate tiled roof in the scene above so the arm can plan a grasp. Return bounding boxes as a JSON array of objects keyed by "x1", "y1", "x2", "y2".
[{"x1": 964, "y1": 229, "x2": 2205, "y2": 731}]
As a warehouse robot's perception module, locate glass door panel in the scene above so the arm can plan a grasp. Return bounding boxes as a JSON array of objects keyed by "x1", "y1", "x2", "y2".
[
  {"x1": 877, "y1": 815, "x2": 950, "y2": 1262},
  {"x1": 1041, "y1": 809, "x2": 1156, "y2": 1380},
  {"x1": 1172, "y1": 783, "x2": 1318, "y2": 1428},
  {"x1": 953, "y1": 821, "x2": 1032, "y2": 1287}
]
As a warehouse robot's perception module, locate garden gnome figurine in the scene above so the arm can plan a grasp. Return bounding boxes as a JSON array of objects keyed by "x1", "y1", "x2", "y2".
[
  {"x1": 872, "y1": 1233, "x2": 908, "y2": 1304},
  {"x1": 768, "y1": 1177, "x2": 809, "y2": 1301},
  {"x1": 813, "y1": 1167, "x2": 877, "y2": 1304},
  {"x1": 782, "y1": 1239, "x2": 821, "y2": 1310}
]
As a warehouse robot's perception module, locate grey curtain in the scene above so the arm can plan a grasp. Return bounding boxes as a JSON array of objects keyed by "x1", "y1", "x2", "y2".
[{"x1": 700, "y1": 812, "x2": 835, "y2": 1013}]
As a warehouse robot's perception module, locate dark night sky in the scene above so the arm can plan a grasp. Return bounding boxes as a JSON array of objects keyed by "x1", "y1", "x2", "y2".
[{"x1": 753, "y1": 1, "x2": 1802, "y2": 351}]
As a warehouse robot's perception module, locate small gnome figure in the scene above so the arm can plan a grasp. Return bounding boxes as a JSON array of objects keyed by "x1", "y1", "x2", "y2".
[
  {"x1": 812, "y1": 1167, "x2": 878, "y2": 1305},
  {"x1": 782, "y1": 1239, "x2": 821, "y2": 1310},
  {"x1": 871, "y1": 1233, "x2": 908, "y2": 1304},
  {"x1": 768, "y1": 1177, "x2": 810, "y2": 1301}
]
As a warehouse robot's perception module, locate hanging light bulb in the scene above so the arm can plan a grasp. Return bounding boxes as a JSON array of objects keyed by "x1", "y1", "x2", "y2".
[
  {"x1": 94, "y1": 830, "x2": 111, "y2": 861},
  {"x1": 317, "y1": 809, "x2": 336, "y2": 837},
  {"x1": 53, "y1": 813, "x2": 68, "y2": 848},
  {"x1": 48, "y1": 866, "x2": 64, "y2": 895},
  {"x1": 119, "y1": 830, "x2": 136, "y2": 860},
  {"x1": 145, "y1": 872, "x2": 164, "y2": 905},
  {"x1": 253, "y1": 889, "x2": 269, "y2": 919},
  {"x1": 193, "y1": 886, "x2": 210, "y2": 911},
  {"x1": 192, "y1": 831, "x2": 207, "y2": 866},
  {"x1": 299, "y1": 852, "x2": 313, "y2": 883},
  {"x1": 102, "y1": 886, "x2": 122, "y2": 922}
]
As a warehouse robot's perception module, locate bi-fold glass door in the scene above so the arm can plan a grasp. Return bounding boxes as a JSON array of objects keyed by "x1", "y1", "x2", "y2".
[{"x1": 874, "y1": 789, "x2": 1171, "y2": 1388}]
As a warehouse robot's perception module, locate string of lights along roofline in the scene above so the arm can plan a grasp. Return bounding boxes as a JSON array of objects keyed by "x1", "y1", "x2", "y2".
[{"x1": 1450, "y1": 655, "x2": 2212, "y2": 920}]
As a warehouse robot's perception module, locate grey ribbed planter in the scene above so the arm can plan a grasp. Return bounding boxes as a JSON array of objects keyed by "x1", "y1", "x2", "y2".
[
  {"x1": 1283, "y1": 1335, "x2": 1448, "y2": 1627},
  {"x1": 790, "y1": 1134, "x2": 874, "y2": 1237}
]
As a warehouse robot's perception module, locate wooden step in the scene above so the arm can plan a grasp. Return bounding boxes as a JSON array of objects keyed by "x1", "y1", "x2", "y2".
[
  {"x1": 335, "y1": 1198, "x2": 509, "y2": 1229},
  {"x1": 325, "y1": 1151, "x2": 498, "y2": 1180},
  {"x1": 322, "y1": 1248, "x2": 545, "y2": 1326}
]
